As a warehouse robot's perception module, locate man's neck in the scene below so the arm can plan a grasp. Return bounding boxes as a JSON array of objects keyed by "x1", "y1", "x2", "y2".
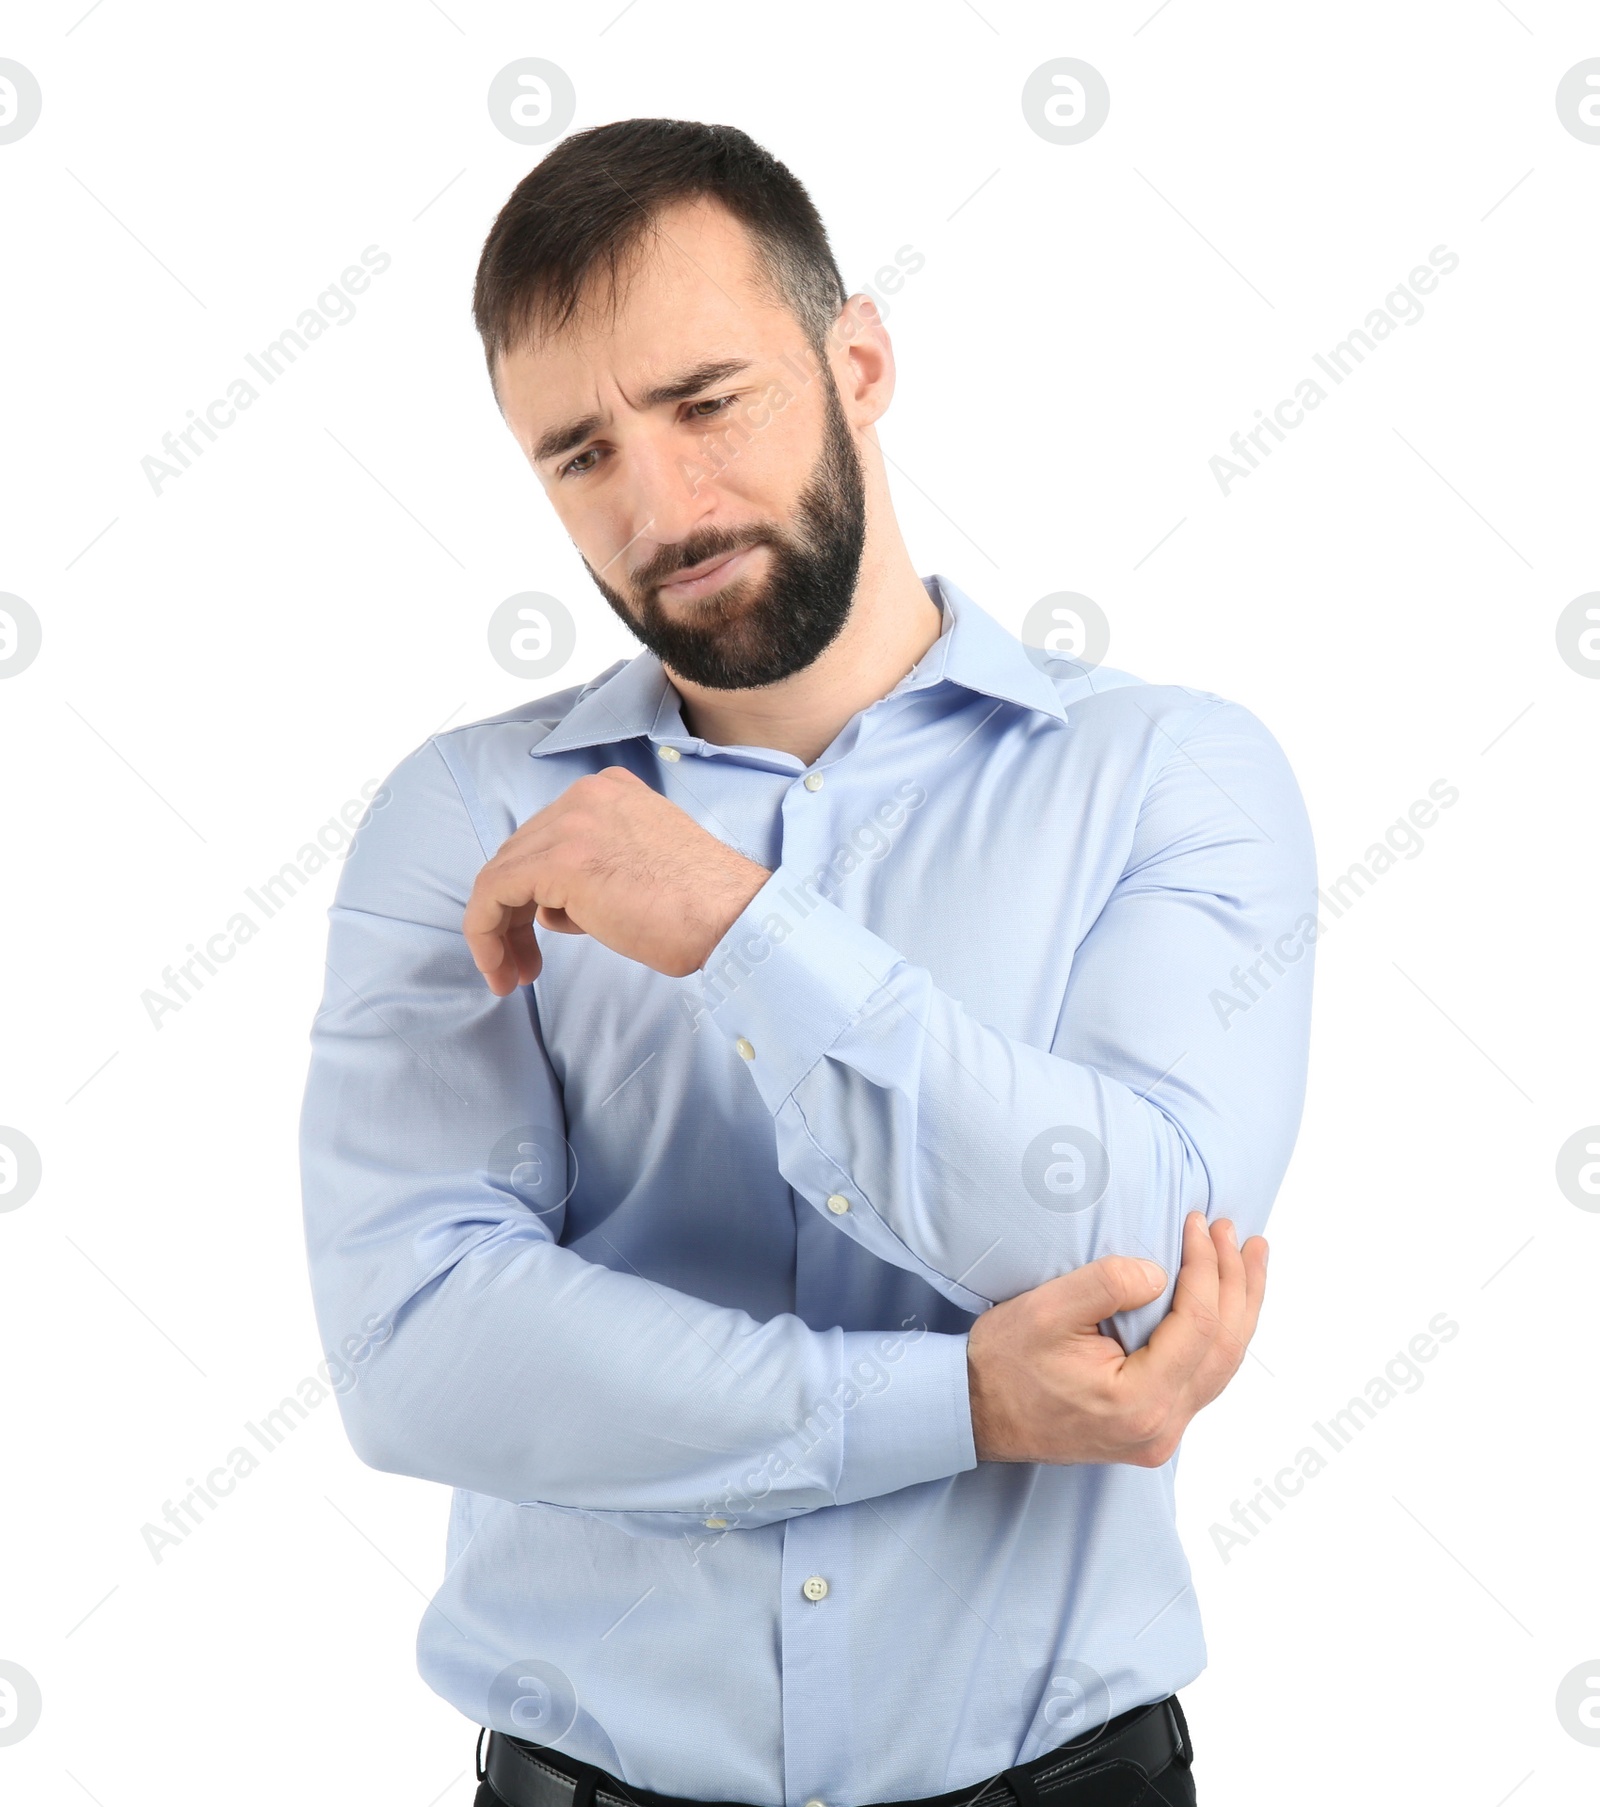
[{"x1": 664, "y1": 545, "x2": 945, "y2": 766}]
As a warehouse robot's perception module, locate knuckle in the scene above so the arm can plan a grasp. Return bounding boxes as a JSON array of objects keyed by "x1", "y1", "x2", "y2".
[
  {"x1": 1130, "y1": 1401, "x2": 1168, "y2": 1443},
  {"x1": 1086, "y1": 1257, "x2": 1134, "y2": 1310}
]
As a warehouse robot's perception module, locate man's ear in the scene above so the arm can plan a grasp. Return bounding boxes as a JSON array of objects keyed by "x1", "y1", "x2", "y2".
[{"x1": 831, "y1": 295, "x2": 895, "y2": 426}]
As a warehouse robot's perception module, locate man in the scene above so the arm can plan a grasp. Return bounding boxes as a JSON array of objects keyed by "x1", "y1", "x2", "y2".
[{"x1": 299, "y1": 118, "x2": 1315, "y2": 1807}]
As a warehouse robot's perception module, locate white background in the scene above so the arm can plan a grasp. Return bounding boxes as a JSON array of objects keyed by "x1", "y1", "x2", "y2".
[{"x1": 2, "y1": 2, "x2": 1596, "y2": 1803}]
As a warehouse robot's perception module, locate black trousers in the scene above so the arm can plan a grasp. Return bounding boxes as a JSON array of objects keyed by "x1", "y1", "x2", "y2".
[{"x1": 473, "y1": 1740, "x2": 1197, "y2": 1807}]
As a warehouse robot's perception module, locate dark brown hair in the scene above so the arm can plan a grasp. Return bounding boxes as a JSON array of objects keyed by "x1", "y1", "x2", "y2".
[{"x1": 472, "y1": 118, "x2": 848, "y2": 396}]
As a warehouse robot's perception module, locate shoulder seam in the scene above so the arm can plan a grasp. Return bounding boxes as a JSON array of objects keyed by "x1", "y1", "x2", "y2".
[
  {"x1": 422, "y1": 734, "x2": 501, "y2": 865},
  {"x1": 1152, "y1": 694, "x2": 1236, "y2": 781}
]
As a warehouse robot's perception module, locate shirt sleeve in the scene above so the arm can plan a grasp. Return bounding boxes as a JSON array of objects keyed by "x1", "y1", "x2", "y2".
[
  {"x1": 297, "y1": 738, "x2": 976, "y2": 1539},
  {"x1": 695, "y1": 698, "x2": 1318, "y2": 1358}
]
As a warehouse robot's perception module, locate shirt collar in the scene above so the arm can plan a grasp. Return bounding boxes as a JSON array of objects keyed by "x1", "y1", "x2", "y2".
[
  {"x1": 900, "y1": 573, "x2": 1071, "y2": 723},
  {"x1": 527, "y1": 572, "x2": 1067, "y2": 760}
]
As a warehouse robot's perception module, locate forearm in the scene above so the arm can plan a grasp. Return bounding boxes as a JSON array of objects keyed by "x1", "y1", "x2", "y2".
[
  {"x1": 693, "y1": 698, "x2": 1317, "y2": 1356},
  {"x1": 701, "y1": 907, "x2": 1215, "y2": 1305},
  {"x1": 298, "y1": 740, "x2": 976, "y2": 1533},
  {"x1": 305, "y1": 1218, "x2": 974, "y2": 1525}
]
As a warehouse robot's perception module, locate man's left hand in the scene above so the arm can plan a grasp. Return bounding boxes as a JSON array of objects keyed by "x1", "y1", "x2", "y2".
[{"x1": 463, "y1": 765, "x2": 771, "y2": 993}]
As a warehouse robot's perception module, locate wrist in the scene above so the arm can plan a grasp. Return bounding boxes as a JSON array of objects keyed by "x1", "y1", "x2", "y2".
[
  {"x1": 695, "y1": 855, "x2": 771, "y2": 970},
  {"x1": 965, "y1": 1323, "x2": 1017, "y2": 1464}
]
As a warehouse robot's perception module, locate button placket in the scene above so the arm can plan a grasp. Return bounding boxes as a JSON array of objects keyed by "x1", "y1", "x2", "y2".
[{"x1": 780, "y1": 1474, "x2": 855, "y2": 1806}]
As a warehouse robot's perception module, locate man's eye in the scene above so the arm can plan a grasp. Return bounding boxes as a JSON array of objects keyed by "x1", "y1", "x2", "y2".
[{"x1": 558, "y1": 396, "x2": 737, "y2": 477}]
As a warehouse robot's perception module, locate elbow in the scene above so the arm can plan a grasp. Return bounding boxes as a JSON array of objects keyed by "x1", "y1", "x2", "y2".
[
  {"x1": 334, "y1": 1373, "x2": 412, "y2": 1479},
  {"x1": 328, "y1": 1338, "x2": 446, "y2": 1484},
  {"x1": 330, "y1": 1349, "x2": 546, "y2": 1501}
]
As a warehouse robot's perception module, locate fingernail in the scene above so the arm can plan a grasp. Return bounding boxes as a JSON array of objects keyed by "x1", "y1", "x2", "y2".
[
  {"x1": 1224, "y1": 1220, "x2": 1238, "y2": 1247},
  {"x1": 1138, "y1": 1259, "x2": 1167, "y2": 1289}
]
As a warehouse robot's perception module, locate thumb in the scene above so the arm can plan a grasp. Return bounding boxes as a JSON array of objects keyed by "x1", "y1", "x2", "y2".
[{"x1": 1047, "y1": 1254, "x2": 1169, "y2": 1330}]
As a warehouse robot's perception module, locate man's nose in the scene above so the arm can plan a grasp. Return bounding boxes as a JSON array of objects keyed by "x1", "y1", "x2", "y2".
[{"x1": 620, "y1": 429, "x2": 723, "y2": 568}]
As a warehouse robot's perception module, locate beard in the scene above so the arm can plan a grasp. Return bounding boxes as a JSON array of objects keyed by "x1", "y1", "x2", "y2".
[{"x1": 581, "y1": 367, "x2": 868, "y2": 690}]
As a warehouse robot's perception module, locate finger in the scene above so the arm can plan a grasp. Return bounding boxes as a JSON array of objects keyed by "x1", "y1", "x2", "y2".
[
  {"x1": 489, "y1": 768, "x2": 620, "y2": 866},
  {"x1": 1124, "y1": 1212, "x2": 1223, "y2": 1397},
  {"x1": 1168, "y1": 1207, "x2": 1222, "y2": 1334},
  {"x1": 462, "y1": 889, "x2": 540, "y2": 994},
  {"x1": 506, "y1": 921, "x2": 543, "y2": 986},
  {"x1": 1179, "y1": 1218, "x2": 1248, "y2": 1400},
  {"x1": 1211, "y1": 1217, "x2": 1245, "y2": 1347},
  {"x1": 1039, "y1": 1252, "x2": 1171, "y2": 1334},
  {"x1": 463, "y1": 859, "x2": 554, "y2": 985},
  {"x1": 476, "y1": 925, "x2": 540, "y2": 994},
  {"x1": 1180, "y1": 1231, "x2": 1271, "y2": 1415},
  {"x1": 1236, "y1": 1235, "x2": 1269, "y2": 1345},
  {"x1": 467, "y1": 922, "x2": 534, "y2": 994},
  {"x1": 475, "y1": 943, "x2": 525, "y2": 996}
]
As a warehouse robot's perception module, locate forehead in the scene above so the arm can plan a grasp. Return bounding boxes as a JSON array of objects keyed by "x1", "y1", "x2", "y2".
[{"x1": 496, "y1": 198, "x2": 801, "y2": 435}]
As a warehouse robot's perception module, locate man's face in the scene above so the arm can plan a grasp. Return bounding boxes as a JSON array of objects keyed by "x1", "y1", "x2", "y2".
[{"x1": 494, "y1": 198, "x2": 868, "y2": 690}]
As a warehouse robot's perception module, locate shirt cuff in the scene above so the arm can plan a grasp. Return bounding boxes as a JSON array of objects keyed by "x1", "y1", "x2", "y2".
[
  {"x1": 834, "y1": 1326, "x2": 978, "y2": 1505},
  {"x1": 698, "y1": 865, "x2": 903, "y2": 1108}
]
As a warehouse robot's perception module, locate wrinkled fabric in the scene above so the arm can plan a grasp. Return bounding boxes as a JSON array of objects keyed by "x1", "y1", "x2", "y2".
[{"x1": 299, "y1": 575, "x2": 1314, "y2": 1807}]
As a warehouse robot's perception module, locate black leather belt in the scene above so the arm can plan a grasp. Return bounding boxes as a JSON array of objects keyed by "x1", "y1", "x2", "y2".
[{"x1": 479, "y1": 1693, "x2": 1192, "y2": 1807}]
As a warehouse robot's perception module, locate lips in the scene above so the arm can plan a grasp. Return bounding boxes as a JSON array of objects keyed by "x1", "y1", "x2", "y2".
[{"x1": 656, "y1": 544, "x2": 760, "y2": 601}]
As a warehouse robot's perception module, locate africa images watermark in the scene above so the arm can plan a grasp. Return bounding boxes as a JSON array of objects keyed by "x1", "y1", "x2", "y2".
[
  {"x1": 140, "y1": 245, "x2": 392, "y2": 496},
  {"x1": 139, "y1": 1312, "x2": 393, "y2": 1564},
  {"x1": 683, "y1": 1313, "x2": 929, "y2": 1563},
  {"x1": 682, "y1": 778, "x2": 929, "y2": 1032},
  {"x1": 674, "y1": 243, "x2": 925, "y2": 499},
  {"x1": 1209, "y1": 245, "x2": 1460, "y2": 497},
  {"x1": 1210, "y1": 776, "x2": 1458, "y2": 1030},
  {"x1": 1208, "y1": 1309, "x2": 1460, "y2": 1564},
  {"x1": 140, "y1": 777, "x2": 388, "y2": 1029}
]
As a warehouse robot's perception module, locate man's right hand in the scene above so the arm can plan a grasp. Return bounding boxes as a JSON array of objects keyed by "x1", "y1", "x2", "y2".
[{"x1": 966, "y1": 1210, "x2": 1268, "y2": 1467}]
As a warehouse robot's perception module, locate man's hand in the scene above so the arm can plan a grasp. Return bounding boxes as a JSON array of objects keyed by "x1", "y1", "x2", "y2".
[
  {"x1": 966, "y1": 1210, "x2": 1267, "y2": 1466},
  {"x1": 463, "y1": 766, "x2": 771, "y2": 993}
]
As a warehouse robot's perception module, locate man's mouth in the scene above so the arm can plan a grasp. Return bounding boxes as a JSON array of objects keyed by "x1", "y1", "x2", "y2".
[{"x1": 655, "y1": 544, "x2": 761, "y2": 603}]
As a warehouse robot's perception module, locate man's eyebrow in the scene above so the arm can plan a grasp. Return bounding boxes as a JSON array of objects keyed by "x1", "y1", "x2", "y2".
[{"x1": 532, "y1": 358, "x2": 754, "y2": 464}]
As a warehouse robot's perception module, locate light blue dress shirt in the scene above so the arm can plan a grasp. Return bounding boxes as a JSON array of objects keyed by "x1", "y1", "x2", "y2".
[{"x1": 298, "y1": 574, "x2": 1316, "y2": 1807}]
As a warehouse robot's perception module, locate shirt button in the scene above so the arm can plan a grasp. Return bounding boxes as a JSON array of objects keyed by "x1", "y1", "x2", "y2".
[
  {"x1": 804, "y1": 1799, "x2": 828, "y2": 1807},
  {"x1": 704, "y1": 1517, "x2": 728, "y2": 1529},
  {"x1": 735, "y1": 1037, "x2": 756, "y2": 1061},
  {"x1": 801, "y1": 1575, "x2": 829, "y2": 1602},
  {"x1": 658, "y1": 745, "x2": 681, "y2": 762},
  {"x1": 826, "y1": 1194, "x2": 851, "y2": 1215},
  {"x1": 803, "y1": 772, "x2": 824, "y2": 791}
]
